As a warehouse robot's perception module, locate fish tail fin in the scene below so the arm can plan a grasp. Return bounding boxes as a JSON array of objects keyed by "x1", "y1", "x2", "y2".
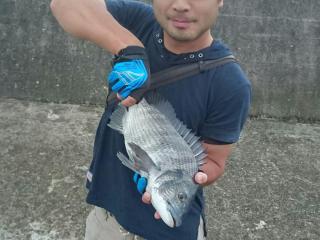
[{"x1": 107, "y1": 104, "x2": 126, "y2": 133}]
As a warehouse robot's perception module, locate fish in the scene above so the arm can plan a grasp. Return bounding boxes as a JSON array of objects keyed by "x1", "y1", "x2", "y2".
[{"x1": 107, "y1": 94, "x2": 207, "y2": 228}]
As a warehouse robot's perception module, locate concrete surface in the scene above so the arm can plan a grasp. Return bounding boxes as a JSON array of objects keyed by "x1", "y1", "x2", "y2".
[
  {"x1": 0, "y1": 98, "x2": 319, "y2": 240},
  {"x1": 1, "y1": 0, "x2": 320, "y2": 120}
]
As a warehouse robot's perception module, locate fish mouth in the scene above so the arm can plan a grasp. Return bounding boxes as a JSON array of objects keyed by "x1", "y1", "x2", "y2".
[
  {"x1": 151, "y1": 191, "x2": 177, "y2": 228},
  {"x1": 171, "y1": 213, "x2": 182, "y2": 227},
  {"x1": 172, "y1": 216, "x2": 177, "y2": 228},
  {"x1": 167, "y1": 202, "x2": 182, "y2": 227}
]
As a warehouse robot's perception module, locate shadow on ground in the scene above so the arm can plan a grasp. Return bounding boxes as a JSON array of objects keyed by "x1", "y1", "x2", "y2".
[{"x1": 0, "y1": 98, "x2": 319, "y2": 240}]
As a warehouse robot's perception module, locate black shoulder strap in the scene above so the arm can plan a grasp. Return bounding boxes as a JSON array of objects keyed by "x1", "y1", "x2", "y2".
[{"x1": 106, "y1": 55, "x2": 237, "y2": 105}]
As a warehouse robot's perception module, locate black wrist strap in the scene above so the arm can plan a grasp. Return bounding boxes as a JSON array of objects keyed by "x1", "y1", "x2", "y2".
[
  {"x1": 113, "y1": 46, "x2": 148, "y2": 64},
  {"x1": 106, "y1": 55, "x2": 237, "y2": 106},
  {"x1": 117, "y1": 46, "x2": 146, "y2": 56}
]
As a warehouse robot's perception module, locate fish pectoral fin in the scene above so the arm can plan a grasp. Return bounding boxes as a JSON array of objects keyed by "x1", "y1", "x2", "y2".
[
  {"x1": 117, "y1": 152, "x2": 140, "y2": 173},
  {"x1": 128, "y1": 142, "x2": 161, "y2": 172}
]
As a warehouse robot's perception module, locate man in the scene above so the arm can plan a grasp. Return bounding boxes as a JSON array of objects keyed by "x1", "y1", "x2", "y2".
[{"x1": 50, "y1": 0, "x2": 251, "y2": 239}]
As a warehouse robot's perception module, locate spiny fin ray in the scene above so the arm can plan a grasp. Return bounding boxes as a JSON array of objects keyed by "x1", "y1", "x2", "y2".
[
  {"x1": 145, "y1": 93, "x2": 177, "y2": 125},
  {"x1": 107, "y1": 104, "x2": 126, "y2": 133}
]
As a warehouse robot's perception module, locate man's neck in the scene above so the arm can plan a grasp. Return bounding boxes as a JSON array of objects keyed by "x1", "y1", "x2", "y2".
[{"x1": 163, "y1": 31, "x2": 214, "y2": 54}]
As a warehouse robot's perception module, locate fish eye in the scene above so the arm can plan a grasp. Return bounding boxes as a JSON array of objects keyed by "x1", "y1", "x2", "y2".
[{"x1": 178, "y1": 192, "x2": 187, "y2": 201}]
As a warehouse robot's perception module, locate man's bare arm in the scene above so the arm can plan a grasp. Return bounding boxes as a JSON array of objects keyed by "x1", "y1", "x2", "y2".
[
  {"x1": 50, "y1": 0, "x2": 143, "y2": 54},
  {"x1": 195, "y1": 142, "x2": 233, "y2": 186}
]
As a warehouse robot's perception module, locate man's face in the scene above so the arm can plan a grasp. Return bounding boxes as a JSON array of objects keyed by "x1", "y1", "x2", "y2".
[{"x1": 153, "y1": 0, "x2": 223, "y2": 42}]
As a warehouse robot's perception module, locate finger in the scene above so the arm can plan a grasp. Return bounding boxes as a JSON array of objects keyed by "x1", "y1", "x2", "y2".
[
  {"x1": 137, "y1": 177, "x2": 147, "y2": 194},
  {"x1": 118, "y1": 87, "x2": 131, "y2": 100},
  {"x1": 194, "y1": 172, "x2": 208, "y2": 185},
  {"x1": 133, "y1": 173, "x2": 140, "y2": 184},
  {"x1": 154, "y1": 212, "x2": 161, "y2": 220},
  {"x1": 108, "y1": 71, "x2": 119, "y2": 84},
  {"x1": 108, "y1": 78, "x2": 120, "y2": 89},
  {"x1": 129, "y1": 88, "x2": 146, "y2": 102},
  {"x1": 142, "y1": 192, "x2": 151, "y2": 204},
  {"x1": 111, "y1": 78, "x2": 125, "y2": 92},
  {"x1": 116, "y1": 93, "x2": 122, "y2": 100},
  {"x1": 121, "y1": 96, "x2": 137, "y2": 107}
]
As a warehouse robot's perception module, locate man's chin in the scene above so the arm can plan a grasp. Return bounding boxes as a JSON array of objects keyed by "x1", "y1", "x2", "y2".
[{"x1": 166, "y1": 30, "x2": 197, "y2": 42}]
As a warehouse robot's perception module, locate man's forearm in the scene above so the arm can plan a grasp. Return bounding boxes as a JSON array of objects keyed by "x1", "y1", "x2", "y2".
[
  {"x1": 199, "y1": 157, "x2": 225, "y2": 186},
  {"x1": 198, "y1": 143, "x2": 233, "y2": 186},
  {"x1": 50, "y1": 0, "x2": 143, "y2": 54}
]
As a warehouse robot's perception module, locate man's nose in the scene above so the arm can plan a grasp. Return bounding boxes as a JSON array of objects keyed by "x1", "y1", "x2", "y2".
[{"x1": 171, "y1": 0, "x2": 191, "y2": 12}]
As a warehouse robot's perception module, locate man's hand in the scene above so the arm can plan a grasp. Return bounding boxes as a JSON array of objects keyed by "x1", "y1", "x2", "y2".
[
  {"x1": 199, "y1": 142, "x2": 233, "y2": 186},
  {"x1": 108, "y1": 46, "x2": 150, "y2": 107},
  {"x1": 133, "y1": 173, "x2": 147, "y2": 194}
]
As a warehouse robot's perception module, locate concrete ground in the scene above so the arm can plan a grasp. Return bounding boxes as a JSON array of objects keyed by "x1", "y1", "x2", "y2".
[{"x1": 0, "y1": 98, "x2": 319, "y2": 240}]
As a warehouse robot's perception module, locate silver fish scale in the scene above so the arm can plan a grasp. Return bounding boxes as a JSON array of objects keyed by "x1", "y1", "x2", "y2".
[{"x1": 123, "y1": 100, "x2": 199, "y2": 175}]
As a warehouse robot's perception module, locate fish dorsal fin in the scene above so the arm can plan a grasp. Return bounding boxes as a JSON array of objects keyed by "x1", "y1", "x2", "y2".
[
  {"x1": 176, "y1": 122, "x2": 207, "y2": 166},
  {"x1": 146, "y1": 93, "x2": 206, "y2": 166},
  {"x1": 145, "y1": 93, "x2": 177, "y2": 125},
  {"x1": 128, "y1": 142, "x2": 161, "y2": 173},
  {"x1": 107, "y1": 104, "x2": 127, "y2": 133}
]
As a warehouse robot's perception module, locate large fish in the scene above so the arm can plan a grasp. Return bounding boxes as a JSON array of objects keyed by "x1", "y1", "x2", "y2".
[{"x1": 108, "y1": 94, "x2": 207, "y2": 228}]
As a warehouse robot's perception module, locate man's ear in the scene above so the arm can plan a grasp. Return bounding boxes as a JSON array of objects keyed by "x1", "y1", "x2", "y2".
[{"x1": 218, "y1": 0, "x2": 224, "y2": 7}]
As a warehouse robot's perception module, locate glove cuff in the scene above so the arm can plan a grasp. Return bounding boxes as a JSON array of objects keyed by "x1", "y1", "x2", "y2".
[{"x1": 113, "y1": 46, "x2": 148, "y2": 64}]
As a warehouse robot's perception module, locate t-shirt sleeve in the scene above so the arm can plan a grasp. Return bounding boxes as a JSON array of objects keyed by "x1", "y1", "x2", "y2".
[
  {"x1": 198, "y1": 64, "x2": 252, "y2": 144},
  {"x1": 105, "y1": 0, "x2": 154, "y2": 37}
]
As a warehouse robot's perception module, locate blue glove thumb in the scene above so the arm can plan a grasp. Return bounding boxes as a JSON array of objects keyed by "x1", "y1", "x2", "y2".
[{"x1": 133, "y1": 173, "x2": 147, "y2": 194}]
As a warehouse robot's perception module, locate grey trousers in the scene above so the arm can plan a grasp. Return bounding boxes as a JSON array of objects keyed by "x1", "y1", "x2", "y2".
[{"x1": 84, "y1": 207, "x2": 206, "y2": 240}]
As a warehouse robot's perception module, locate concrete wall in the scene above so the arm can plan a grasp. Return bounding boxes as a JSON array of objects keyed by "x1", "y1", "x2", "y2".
[
  {"x1": 216, "y1": 0, "x2": 320, "y2": 121},
  {"x1": 1, "y1": 0, "x2": 319, "y2": 120},
  {"x1": 0, "y1": 0, "x2": 110, "y2": 105}
]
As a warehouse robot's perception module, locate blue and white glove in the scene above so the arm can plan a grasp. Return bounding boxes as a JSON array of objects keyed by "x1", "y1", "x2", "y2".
[
  {"x1": 108, "y1": 46, "x2": 150, "y2": 101},
  {"x1": 133, "y1": 172, "x2": 147, "y2": 194}
]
